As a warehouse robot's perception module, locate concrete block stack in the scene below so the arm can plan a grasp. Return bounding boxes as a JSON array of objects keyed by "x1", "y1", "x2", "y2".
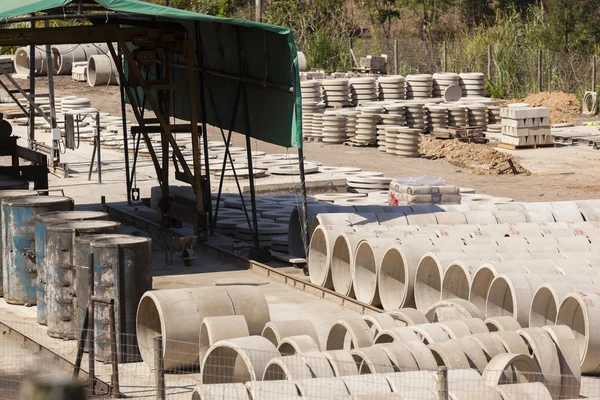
[{"x1": 500, "y1": 106, "x2": 553, "y2": 146}]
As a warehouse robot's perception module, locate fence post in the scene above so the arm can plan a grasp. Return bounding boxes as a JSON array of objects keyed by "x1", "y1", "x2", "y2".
[
  {"x1": 442, "y1": 41, "x2": 447, "y2": 73},
  {"x1": 537, "y1": 49, "x2": 543, "y2": 93},
  {"x1": 593, "y1": 56, "x2": 597, "y2": 93},
  {"x1": 487, "y1": 45, "x2": 491, "y2": 79},
  {"x1": 437, "y1": 366, "x2": 448, "y2": 400},
  {"x1": 154, "y1": 336, "x2": 165, "y2": 400},
  {"x1": 394, "y1": 39, "x2": 399, "y2": 75}
]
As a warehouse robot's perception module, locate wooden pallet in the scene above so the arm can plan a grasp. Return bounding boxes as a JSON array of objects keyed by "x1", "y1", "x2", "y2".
[
  {"x1": 343, "y1": 140, "x2": 375, "y2": 147},
  {"x1": 432, "y1": 126, "x2": 484, "y2": 139},
  {"x1": 304, "y1": 136, "x2": 323, "y2": 143},
  {"x1": 497, "y1": 142, "x2": 556, "y2": 150}
]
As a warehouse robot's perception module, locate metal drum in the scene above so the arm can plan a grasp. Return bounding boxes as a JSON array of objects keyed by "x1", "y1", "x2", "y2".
[
  {"x1": 73, "y1": 233, "x2": 131, "y2": 352},
  {"x1": 45, "y1": 220, "x2": 121, "y2": 339},
  {"x1": 91, "y1": 236, "x2": 152, "y2": 363},
  {"x1": 2, "y1": 196, "x2": 73, "y2": 305},
  {"x1": 0, "y1": 190, "x2": 37, "y2": 297},
  {"x1": 34, "y1": 211, "x2": 108, "y2": 325}
]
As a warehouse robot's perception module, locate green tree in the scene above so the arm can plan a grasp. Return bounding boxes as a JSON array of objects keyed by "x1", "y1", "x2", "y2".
[
  {"x1": 544, "y1": 0, "x2": 599, "y2": 53},
  {"x1": 355, "y1": 0, "x2": 401, "y2": 50}
]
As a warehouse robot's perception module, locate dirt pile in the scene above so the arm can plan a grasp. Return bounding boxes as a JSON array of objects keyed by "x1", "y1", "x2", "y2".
[
  {"x1": 516, "y1": 91, "x2": 581, "y2": 124},
  {"x1": 419, "y1": 137, "x2": 530, "y2": 175}
]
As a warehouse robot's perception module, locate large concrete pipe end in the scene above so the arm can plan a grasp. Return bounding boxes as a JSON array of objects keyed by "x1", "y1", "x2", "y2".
[{"x1": 87, "y1": 55, "x2": 118, "y2": 87}]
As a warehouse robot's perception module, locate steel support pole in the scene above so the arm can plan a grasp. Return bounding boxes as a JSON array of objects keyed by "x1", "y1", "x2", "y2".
[
  {"x1": 117, "y1": 47, "x2": 132, "y2": 204},
  {"x1": 28, "y1": 16, "x2": 35, "y2": 147}
]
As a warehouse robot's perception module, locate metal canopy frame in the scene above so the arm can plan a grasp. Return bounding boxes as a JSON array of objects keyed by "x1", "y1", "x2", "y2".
[{"x1": 0, "y1": 1, "x2": 310, "y2": 257}]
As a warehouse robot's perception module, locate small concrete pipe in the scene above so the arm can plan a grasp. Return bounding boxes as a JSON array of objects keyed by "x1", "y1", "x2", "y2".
[
  {"x1": 383, "y1": 370, "x2": 437, "y2": 397},
  {"x1": 467, "y1": 333, "x2": 507, "y2": 360},
  {"x1": 556, "y1": 291, "x2": 600, "y2": 374},
  {"x1": 350, "y1": 346, "x2": 396, "y2": 374},
  {"x1": 136, "y1": 286, "x2": 269, "y2": 371},
  {"x1": 299, "y1": 352, "x2": 335, "y2": 378},
  {"x1": 262, "y1": 355, "x2": 314, "y2": 381},
  {"x1": 87, "y1": 54, "x2": 118, "y2": 86},
  {"x1": 410, "y1": 323, "x2": 450, "y2": 344},
  {"x1": 323, "y1": 350, "x2": 359, "y2": 376},
  {"x1": 455, "y1": 336, "x2": 491, "y2": 371},
  {"x1": 375, "y1": 343, "x2": 420, "y2": 372},
  {"x1": 482, "y1": 353, "x2": 542, "y2": 386},
  {"x1": 277, "y1": 335, "x2": 320, "y2": 355},
  {"x1": 428, "y1": 341, "x2": 471, "y2": 369},
  {"x1": 261, "y1": 320, "x2": 319, "y2": 348},
  {"x1": 199, "y1": 315, "x2": 249, "y2": 365},
  {"x1": 326, "y1": 317, "x2": 373, "y2": 350},
  {"x1": 201, "y1": 336, "x2": 280, "y2": 384}
]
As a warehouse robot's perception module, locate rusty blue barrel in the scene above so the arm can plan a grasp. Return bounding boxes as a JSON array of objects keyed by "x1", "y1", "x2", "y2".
[
  {"x1": 2, "y1": 196, "x2": 73, "y2": 305},
  {"x1": 45, "y1": 220, "x2": 121, "y2": 339},
  {"x1": 0, "y1": 190, "x2": 37, "y2": 297},
  {"x1": 91, "y1": 236, "x2": 152, "y2": 363},
  {"x1": 74, "y1": 233, "x2": 132, "y2": 352},
  {"x1": 34, "y1": 211, "x2": 108, "y2": 326}
]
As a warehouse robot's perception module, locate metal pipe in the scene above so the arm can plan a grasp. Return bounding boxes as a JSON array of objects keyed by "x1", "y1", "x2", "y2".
[
  {"x1": 97, "y1": 112, "x2": 102, "y2": 184},
  {"x1": 154, "y1": 336, "x2": 165, "y2": 400},
  {"x1": 88, "y1": 253, "x2": 95, "y2": 395},
  {"x1": 28, "y1": 16, "x2": 35, "y2": 147},
  {"x1": 117, "y1": 46, "x2": 132, "y2": 205},
  {"x1": 73, "y1": 307, "x2": 89, "y2": 379},
  {"x1": 297, "y1": 147, "x2": 309, "y2": 256},
  {"x1": 108, "y1": 300, "x2": 120, "y2": 398},
  {"x1": 44, "y1": 20, "x2": 57, "y2": 130}
]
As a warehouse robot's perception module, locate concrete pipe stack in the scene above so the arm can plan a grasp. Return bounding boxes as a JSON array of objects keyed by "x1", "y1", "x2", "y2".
[
  {"x1": 396, "y1": 127, "x2": 422, "y2": 158},
  {"x1": 448, "y1": 105, "x2": 469, "y2": 127},
  {"x1": 486, "y1": 124, "x2": 503, "y2": 142},
  {"x1": 426, "y1": 105, "x2": 449, "y2": 131},
  {"x1": 346, "y1": 176, "x2": 392, "y2": 194},
  {"x1": 354, "y1": 110, "x2": 381, "y2": 145},
  {"x1": 320, "y1": 113, "x2": 347, "y2": 144},
  {"x1": 488, "y1": 105, "x2": 502, "y2": 124},
  {"x1": 467, "y1": 103, "x2": 489, "y2": 128},
  {"x1": 300, "y1": 79, "x2": 322, "y2": 138},
  {"x1": 349, "y1": 77, "x2": 378, "y2": 106},
  {"x1": 384, "y1": 103, "x2": 406, "y2": 121},
  {"x1": 61, "y1": 97, "x2": 92, "y2": 113},
  {"x1": 405, "y1": 74, "x2": 433, "y2": 99},
  {"x1": 460, "y1": 72, "x2": 486, "y2": 97},
  {"x1": 377, "y1": 75, "x2": 406, "y2": 100},
  {"x1": 342, "y1": 110, "x2": 360, "y2": 141},
  {"x1": 432, "y1": 73, "x2": 460, "y2": 97},
  {"x1": 310, "y1": 112, "x2": 324, "y2": 141},
  {"x1": 405, "y1": 102, "x2": 427, "y2": 131},
  {"x1": 376, "y1": 124, "x2": 388, "y2": 152},
  {"x1": 321, "y1": 79, "x2": 351, "y2": 107},
  {"x1": 384, "y1": 126, "x2": 400, "y2": 155}
]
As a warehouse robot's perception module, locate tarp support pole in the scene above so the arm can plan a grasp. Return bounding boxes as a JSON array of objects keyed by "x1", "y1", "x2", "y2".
[
  {"x1": 115, "y1": 45, "x2": 132, "y2": 205},
  {"x1": 298, "y1": 147, "x2": 309, "y2": 256},
  {"x1": 28, "y1": 15, "x2": 35, "y2": 147}
]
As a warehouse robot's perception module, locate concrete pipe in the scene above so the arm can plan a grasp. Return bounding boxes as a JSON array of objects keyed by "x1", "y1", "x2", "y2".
[
  {"x1": 340, "y1": 375, "x2": 394, "y2": 397},
  {"x1": 464, "y1": 211, "x2": 498, "y2": 225},
  {"x1": 294, "y1": 377, "x2": 350, "y2": 398},
  {"x1": 428, "y1": 341, "x2": 470, "y2": 369},
  {"x1": 51, "y1": 44, "x2": 87, "y2": 75},
  {"x1": 436, "y1": 321, "x2": 472, "y2": 339},
  {"x1": 494, "y1": 382, "x2": 553, "y2": 400},
  {"x1": 530, "y1": 283, "x2": 596, "y2": 328},
  {"x1": 299, "y1": 352, "x2": 335, "y2": 378},
  {"x1": 425, "y1": 298, "x2": 486, "y2": 322},
  {"x1": 190, "y1": 383, "x2": 249, "y2": 400},
  {"x1": 455, "y1": 336, "x2": 491, "y2": 371},
  {"x1": 309, "y1": 225, "x2": 350, "y2": 289},
  {"x1": 485, "y1": 316, "x2": 521, "y2": 332},
  {"x1": 246, "y1": 380, "x2": 301, "y2": 399},
  {"x1": 376, "y1": 343, "x2": 420, "y2": 372},
  {"x1": 278, "y1": 335, "x2": 320, "y2": 356},
  {"x1": 442, "y1": 261, "x2": 481, "y2": 301},
  {"x1": 491, "y1": 331, "x2": 529, "y2": 354},
  {"x1": 493, "y1": 211, "x2": 528, "y2": 224},
  {"x1": 137, "y1": 286, "x2": 267, "y2": 370},
  {"x1": 552, "y1": 209, "x2": 584, "y2": 223},
  {"x1": 87, "y1": 55, "x2": 118, "y2": 86},
  {"x1": 406, "y1": 213, "x2": 439, "y2": 225},
  {"x1": 224, "y1": 285, "x2": 270, "y2": 335},
  {"x1": 326, "y1": 317, "x2": 373, "y2": 350},
  {"x1": 383, "y1": 370, "x2": 437, "y2": 395},
  {"x1": 414, "y1": 252, "x2": 470, "y2": 311},
  {"x1": 351, "y1": 346, "x2": 396, "y2": 374},
  {"x1": 262, "y1": 355, "x2": 314, "y2": 381},
  {"x1": 556, "y1": 291, "x2": 600, "y2": 374},
  {"x1": 433, "y1": 211, "x2": 467, "y2": 225},
  {"x1": 201, "y1": 336, "x2": 280, "y2": 384},
  {"x1": 462, "y1": 318, "x2": 490, "y2": 334},
  {"x1": 199, "y1": 315, "x2": 249, "y2": 365},
  {"x1": 261, "y1": 320, "x2": 319, "y2": 348},
  {"x1": 363, "y1": 314, "x2": 397, "y2": 337},
  {"x1": 385, "y1": 308, "x2": 429, "y2": 327},
  {"x1": 467, "y1": 333, "x2": 507, "y2": 360},
  {"x1": 410, "y1": 324, "x2": 450, "y2": 344},
  {"x1": 518, "y1": 328, "x2": 561, "y2": 399},
  {"x1": 378, "y1": 243, "x2": 433, "y2": 310},
  {"x1": 376, "y1": 212, "x2": 408, "y2": 225},
  {"x1": 447, "y1": 369, "x2": 503, "y2": 400},
  {"x1": 374, "y1": 327, "x2": 421, "y2": 344},
  {"x1": 470, "y1": 263, "x2": 529, "y2": 311},
  {"x1": 330, "y1": 231, "x2": 366, "y2": 296},
  {"x1": 482, "y1": 353, "x2": 542, "y2": 386},
  {"x1": 353, "y1": 238, "x2": 400, "y2": 306},
  {"x1": 14, "y1": 47, "x2": 48, "y2": 76},
  {"x1": 323, "y1": 350, "x2": 359, "y2": 376},
  {"x1": 542, "y1": 325, "x2": 581, "y2": 399}
]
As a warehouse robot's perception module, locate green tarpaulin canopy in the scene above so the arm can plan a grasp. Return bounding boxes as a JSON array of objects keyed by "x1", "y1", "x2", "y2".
[{"x1": 0, "y1": 0, "x2": 303, "y2": 148}]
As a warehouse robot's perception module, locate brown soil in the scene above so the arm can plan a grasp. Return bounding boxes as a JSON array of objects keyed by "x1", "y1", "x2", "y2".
[
  {"x1": 512, "y1": 91, "x2": 581, "y2": 124},
  {"x1": 419, "y1": 137, "x2": 529, "y2": 175}
]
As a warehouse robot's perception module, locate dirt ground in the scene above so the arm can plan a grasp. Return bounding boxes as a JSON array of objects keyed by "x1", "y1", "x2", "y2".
[
  {"x1": 509, "y1": 91, "x2": 581, "y2": 124},
  {"x1": 16, "y1": 76, "x2": 600, "y2": 202}
]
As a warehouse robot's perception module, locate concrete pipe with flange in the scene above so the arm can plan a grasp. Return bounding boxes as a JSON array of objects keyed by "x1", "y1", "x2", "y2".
[
  {"x1": 277, "y1": 335, "x2": 320, "y2": 356},
  {"x1": 14, "y1": 47, "x2": 49, "y2": 76},
  {"x1": 425, "y1": 298, "x2": 486, "y2": 322},
  {"x1": 201, "y1": 336, "x2": 280, "y2": 384},
  {"x1": 191, "y1": 383, "x2": 249, "y2": 400},
  {"x1": 543, "y1": 325, "x2": 581, "y2": 399},
  {"x1": 136, "y1": 285, "x2": 269, "y2": 371},
  {"x1": 350, "y1": 346, "x2": 396, "y2": 374},
  {"x1": 375, "y1": 342, "x2": 420, "y2": 372},
  {"x1": 556, "y1": 291, "x2": 600, "y2": 374},
  {"x1": 529, "y1": 283, "x2": 598, "y2": 328},
  {"x1": 414, "y1": 251, "x2": 471, "y2": 311},
  {"x1": 87, "y1": 54, "x2": 118, "y2": 86},
  {"x1": 353, "y1": 237, "x2": 401, "y2": 306},
  {"x1": 518, "y1": 327, "x2": 562, "y2": 400},
  {"x1": 262, "y1": 355, "x2": 314, "y2": 381},
  {"x1": 378, "y1": 242, "x2": 434, "y2": 310},
  {"x1": 385, "y1": 308, "x2": 429, "y2": 326},
  {"x1": 261, "y1": 320, "x2": 319, "y2": 348},
  {"x1": 325, "y1": 317, "x2": 373, "y2": 350},
  {"x1": 482, "y1": 353, "x2": 542, "y2": 386},
  {"x1": 485, "y1": 316, "x2": 521, "y2": 332},
  {"x1": 199, "y1": 315, "x2": 249, "y2": 366},
  {"x1": 323, "y1": 350, "x2": 359, "y2": 376}
]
